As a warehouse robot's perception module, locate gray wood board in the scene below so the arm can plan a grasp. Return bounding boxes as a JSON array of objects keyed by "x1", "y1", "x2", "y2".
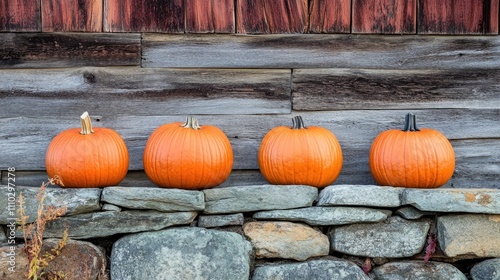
[
  {"x1": 0, "y1": 33, "x2": 141, "y2": 68},
  {"x1": 1, "y1": 110, "x2": 498, "y2": 188},
  {"x1": 293, "y1": 68, "x2": 500, "y2": 110},
  {"x1": 0, "y1": 67, "x2": 292, "y2": 116},
  {"x1": 143, "y1": 34, "x2": 500, "y2": 69}
]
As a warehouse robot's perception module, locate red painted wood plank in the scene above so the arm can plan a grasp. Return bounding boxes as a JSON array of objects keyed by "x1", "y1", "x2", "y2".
[
  {"x1": 186, "y1": 0, "x2": 234, "y2": 33},
  {"x1": 42, "y1": 0, "x2": 103, "y2": 32},
  {"x1": 352, "y1": 0, "x2": 417, "y2": 34},
  {"x1": 104, "y1": 0, "x2": 184, "y2": 32},
  {"x1": 236, "y1": 0, "x2": 308, "y2": 33},
  {"x1": 418, "y1": 0, "x2": 499, "y2": 34},
  {"x1": 309, "y1": 0, "x2": 351, "y2": 33},
  {"x1": 0, "y1": 0, "x2": 41, "y2": 31}
]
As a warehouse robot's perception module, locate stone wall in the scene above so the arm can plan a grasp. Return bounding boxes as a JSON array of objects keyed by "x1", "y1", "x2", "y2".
[{"x1": 1, "y1": 184, "x2": 500, "y2": 279}]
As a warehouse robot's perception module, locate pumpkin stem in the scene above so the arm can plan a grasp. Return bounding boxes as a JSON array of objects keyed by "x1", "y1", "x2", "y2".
[
  {"x1": 403, "y1": 113, "x2": 420, "y2": 132},
  {"x1": 181, "y1": 116, "x2": 201, "y2": 130},
  {"x1": 80, "y1": 111, "x2": 94, "y2": 135},
  {"x1": 292, "y1": 116, "x2": 307, "y2": 129}
]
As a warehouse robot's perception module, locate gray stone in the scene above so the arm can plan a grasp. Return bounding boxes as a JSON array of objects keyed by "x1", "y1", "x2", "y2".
[
  {"x1": 253, "y1": 206, "x2": 392, "y2": 226},
  {"x1": 252, "y1": 259, "x2": 370, "y2": 280},
  {"x1": 0, "y1": 227, "x2": 6, "y2": 245},
  {"x1": 0, "y1": 186, "x2": 101, "y2": 224},
  {"x1": 395, "y1": 206, "x2": 428, "y2": 220},
  {"x1": 19, "y1": 210, "x2": 197, "y2": 239},
  {"x1": 197, "y1": 213, "x2": 244, "y2": 228},
  {"x1": 471, "y1": 258, "x2": 500, "y2": 280},
  {"x1": 373, "y1": 261, "x2": 467, "y2": 280},
  {"x1": 243, "y1": 221, "x2": 329, "y2": 261},
  {"x1": 111, "y1": 227, "x2": 252, "y2": 280},
  {"x1": 331, "y1": 216, "x2": 430, "y2": 258},
  {"x1": 438, "y1": 214, "x2": 500, "y2": 257},
  {"x1": 102, "y1": 203, "x2": 122, "y2": 212},
  {"x1": 402, "y1": 188, "x2": 500, "y2": 214},
  {"x1": 101, "y1": 186, "x2": 205, "y2": 212},
  {"x1": 203, "y1": 185, "x2": 318, "y2": 214},
  {"x1": 317, "y1": 185, "x2": 402, "y2": 208}
]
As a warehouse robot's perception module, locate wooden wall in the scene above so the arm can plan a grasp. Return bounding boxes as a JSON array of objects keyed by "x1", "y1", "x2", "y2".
[{"x1": 1, "y1": 1, "x2": 499, "y2": 189}]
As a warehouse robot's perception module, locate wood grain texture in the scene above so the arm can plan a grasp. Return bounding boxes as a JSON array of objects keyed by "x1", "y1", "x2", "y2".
[
  {"x1": 0, "y1": 67, "x2": 292, "y2": 116},
  {"x1": 0, "y1": 33, "x2": 140, "y2": 68},
  {"x1": 1, "y1": 110, "x2": 498, "y2": 189},
  {"x1": 143, "y1": 34, "x2": 500, "y2": 69},
  {"x1": 418, "y1": 0, "x2": 499, "y2": 34},
  {"x1": 104, "y1": 0, "x2": 184, "y2": 32},
  {"x1": 352, "y1": 0, "x2": 417, "y2": 34},
  {"x1": 293, "y1": 68, "x2": 500, "y2": 110},
  {"x1": 186, "y1": 0, "x2": 234, "y2": 33},
  {"x1": 0, "y1": 0, "x2": 41, "y2": 31},
  {"x1": 309, "y1": 0, "x2": 351, "y2": 33},
  {"x1": 236, "y1": 0, "x2": 308, "y2": 33},
  {"x1": 42, "y1": 0, "x2": 103, "y2": 32}
]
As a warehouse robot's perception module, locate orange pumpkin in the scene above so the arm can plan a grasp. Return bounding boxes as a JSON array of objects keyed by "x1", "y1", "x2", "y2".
[
  {"x1": 45, "y1": 112, "x2": 129, "y2": 188},
  {"x1": 258, "y1": 116, "x2": 343, "y2": 188},
  {"x1": 143, "y1": 117, "x2": 233, "y2": 189},
  {"x1": 369, "y1": 113, "x2": 455, "y2": 188}
]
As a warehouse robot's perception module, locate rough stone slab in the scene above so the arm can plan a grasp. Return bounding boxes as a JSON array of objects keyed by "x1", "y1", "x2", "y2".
[
  {"x1": 252, "y1": 259, "x2": 370, "y2": 280},
  {"x1": 101, "y1": 186, "x2": 205, "y2": 212},
  {"x1": 471, "y1": 258, "x2": 500, "y2": 280},
  {"x1": 0, "y1": 239, "x2": 106, "y2": 280},
  {"x1": 253, "y1": 207, "x2": 392, "y2": 226},
  {"x1": 203, "y1": 185, "x2": 318, "y2": 214},
  {"x1": 102, "y1": 203, "x2": 122, "y2": 212},
  {"x1": 438, "y1": 214, "x2": 500, "y2": 257},
  {"x1": 373, "y1": 261, "x2": 467, "y2": 280},
  {"x1": 331, "y1": 216, "x2": 430, "y2": 258},
  {"x1": 317, "y1": 185, "x2": 402, "y2": 208},
  {"x1": 0, "y1": 185, "x2": 101, "y2": 224},
  {"x1": 402, "y1": 188, "x2": 500, "y2": 214},
  {"x1": 395, "y1": 206, "x2": 429, "y2": 220},
  {"x1": 243, "y1": 221, "x2": 329, "y2": 261},
  {"x1": 111, "y1": 227, "x2": 252, "y2": 280},
  {"x1": 19, "y1": 211, "x2": 197, "y2": 239},
  {"x1": 197, "y1": 213, "x2": 244, "y2": 228}
]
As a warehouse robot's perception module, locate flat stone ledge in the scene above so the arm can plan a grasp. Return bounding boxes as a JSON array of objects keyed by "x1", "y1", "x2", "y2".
[
  {"x1": 0, "y1": 185, "x2": 101, "y2": 224},
  {"x1": 402, "y1": 188, "x2": 500, "y2": 214},
  {"x1": 203, "y1": 185, "x2": 318, "y2": 214},
  {"x1": 438, "y1": 214, "x2": 500, "y2": 257},
  {"x1": 318, "y1": 185, "x2": 402, "y2": 208},
  {"x1": 101, "y1": 186, "x2": 205, "y2": 212},
  {"x1": 197, "y1": 213, "x2": 244, "y2": 228},
  {"x1": 253, "y1": 206, "x2": 391, "y2": 226}
]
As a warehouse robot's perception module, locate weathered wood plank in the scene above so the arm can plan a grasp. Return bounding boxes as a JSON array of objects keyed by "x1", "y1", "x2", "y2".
[
  {"x1": 309, "y1": 0, "x2": 351, "y2": 33},
  {"x1": 418, "y1": 0, "x2": 499, "y2": 34},
  {"x1": 104, "y1": 0, "x2": 184, "y2": 32},
  {"x1": 142, "y1": 34, "x2": 500, "y2": 69},
  {"x1": 0, "y1": 0, "x2": 41, "y2": 31},
  {"x1": 186, "y1": 0, "x2": 234, "y2": 33},
  {"x1": 236, "y1": 0, "x2": 308, "y2": 33},
  {"x1": 0, "y1": 67, "x2": 291, "y2": 116},
  {"x1": 352, "y1": 0, "x2": 417, "y2": 34},
  {"x1": 1, "y1": 110, "x2": 498, "y2": 188},
  {"x1": 0, "y1": 33, "x2": 140, "y2": 68},
  {"x1": 293, "y1": 68, "x2": 500, "y2": 110},
  {"x1": 42, "y1": 0, "x2": 103, "y2": 32}
]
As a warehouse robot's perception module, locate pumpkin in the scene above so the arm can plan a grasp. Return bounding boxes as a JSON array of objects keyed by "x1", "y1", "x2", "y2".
[
  {"x1": 143, "y1": 116, "x2": 233, "y2": 189},
  {"x1": 45, "y1": 112, "x2": 129, "y2": 188},
  {"x1": 258, "y1": 116, "x2": 343, "y2": 188},
  {"x1": 369, "y1": 113, "x2": 455, "y2": 188}
]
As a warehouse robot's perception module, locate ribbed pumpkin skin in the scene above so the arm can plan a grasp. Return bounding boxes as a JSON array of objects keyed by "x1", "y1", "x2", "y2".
[
  {"x1": 143, "y1": 122, "x2": 234, "y2": 189},
  {"x1": 258, "y1": 125, "x2": 343, "y2": 188},
  {"x1": 369, "y1": 128, "x2": 455, "y2": 188},
  {"x1": 45, "y1": 128, "x2": 129, "y2": 188}
]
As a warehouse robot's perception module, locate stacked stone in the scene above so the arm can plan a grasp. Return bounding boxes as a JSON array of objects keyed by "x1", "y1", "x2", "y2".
[{"x1": 1, "y1": 184, "x2": 499, "y2": 279}]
